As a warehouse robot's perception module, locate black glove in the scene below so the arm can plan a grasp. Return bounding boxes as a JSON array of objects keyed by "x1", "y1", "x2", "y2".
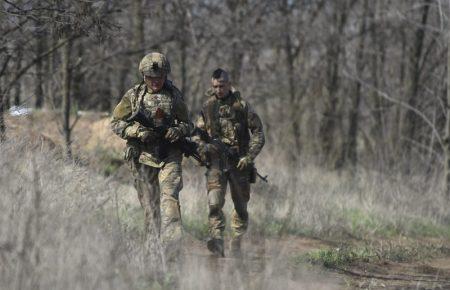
[
  {"x1": 137, "y1": 127, "x2": 159, "y2": 143},
  {"x1": 165, "y1": 127, "x2": 184, "y2": 143}
]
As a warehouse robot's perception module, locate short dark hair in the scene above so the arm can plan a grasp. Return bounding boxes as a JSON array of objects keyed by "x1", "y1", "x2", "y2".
[{"x1": 212, "y1": 68, "x2": 229, "y2": 82}]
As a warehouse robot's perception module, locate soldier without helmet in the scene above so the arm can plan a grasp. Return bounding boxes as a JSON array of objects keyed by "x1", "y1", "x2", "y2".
[{"x1": 194, "y1": 68, "x2": 265, "y2": 257}]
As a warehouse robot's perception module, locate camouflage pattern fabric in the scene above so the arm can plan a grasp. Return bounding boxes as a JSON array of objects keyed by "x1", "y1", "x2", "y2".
[
  {"x1": 130, "y1": 153, "x2": 183, "y2": 245},
  {"x1": 206, "y1": 157, "x2": 250, "y2": 240},
  {"x1": 196, "y1": 88, "x2": 265, "y2": 244},
  {"x1": 111, "y1": 80, "x2": 191, "y2": 255}
]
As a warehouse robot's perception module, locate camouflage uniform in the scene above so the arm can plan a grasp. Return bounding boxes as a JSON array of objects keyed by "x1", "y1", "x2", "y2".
[
  {"x1": 111, "y1": 53, "x2": 191, "y2": 250},
  {"x1": 196, "y1": 87, "x2": 265, "y2": 252}
]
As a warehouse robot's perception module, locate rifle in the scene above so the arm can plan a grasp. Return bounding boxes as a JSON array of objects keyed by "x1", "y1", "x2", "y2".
[
  {"x1": 193, "y1": 128, "x2": 268, "y2": 183},
  {"x1": 127, "y1": 109, "x2": 206, "y2": 165}
]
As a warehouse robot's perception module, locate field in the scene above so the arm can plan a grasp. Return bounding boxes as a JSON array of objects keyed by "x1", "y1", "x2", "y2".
[{"x1": 1, "y1": 112, "x2": 450, "y2": 289}]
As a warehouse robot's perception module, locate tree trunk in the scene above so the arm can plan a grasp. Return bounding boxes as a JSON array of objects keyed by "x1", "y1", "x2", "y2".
[
  {"x1": 281, "y1": 0, "x2": 301, "y2": 163},
  {"x1": 0, "y1": 82, "x2": 5, "y2": 141},
  {"x1": 227, "y1": 0, "x2": 245, "y2": 85},
  {"x1": 342, "y1": 0, "x2": 368, "y2": 170},
  {"x1": 445, "y1": 18, "x2": 450, "y2": 199},
  {"x1": 403, "y1": 0, "x2": 431, "y2": 162},
  {"x1": 34, "y1": 24, "x2": 45, "y2": 108},
  {"x1": 319, "y1": 1, "x2": 349, "y2": 167},
  {"x1": 369, "y1": 0, "x2": 387, "y2": 163},
  {"x1": 61, "y1": 34, "x2": 73, "y2": 158},
  {"x1": 132, "y1": 0, "x2": 144, "y2": 79},
  {"x1": 72, "y1": 41, "x2": 84, "y2": 109},
  {"x1": 14, "y1": 48, "x2": 22, "y2": 107}
]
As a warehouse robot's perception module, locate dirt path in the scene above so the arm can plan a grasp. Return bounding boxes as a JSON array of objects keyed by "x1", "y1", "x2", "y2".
[
  {"x1": 181, "y1": 234, "x2": 450, "y2": 290},
  {"x1": 180, "y1": 234, "x2": 342, "y2": 290}
]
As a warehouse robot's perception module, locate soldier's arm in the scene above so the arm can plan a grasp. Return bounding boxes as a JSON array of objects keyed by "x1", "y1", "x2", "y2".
[
  {"x1": 247, "y1": 103, "x2": 265, "y2": 160},
  {"x1": 110, "y1": 89, "x2": 142, "y2": 139},
  {"x1": 171, "y1": 96, "x2": 193, "y2": 137},
  {"x1": 191, "y1": 114, "x2": 207, "y2": 144}
]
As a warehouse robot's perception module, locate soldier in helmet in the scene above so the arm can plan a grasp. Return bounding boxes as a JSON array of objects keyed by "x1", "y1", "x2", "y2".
[
  {"x1": 194, "y1": 68, "x2": 265, "y2": 257},
  {"x1": 111, "y1": 52, "x2": 192, "y2": 257}
]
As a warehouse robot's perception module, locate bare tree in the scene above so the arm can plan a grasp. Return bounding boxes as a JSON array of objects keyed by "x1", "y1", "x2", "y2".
[
  {"x1": 339, "y1": 0, "x2": 369, "y2": 170},
  {"x1": 403, "y1": 0, "x2": 432, "y2": 159}
]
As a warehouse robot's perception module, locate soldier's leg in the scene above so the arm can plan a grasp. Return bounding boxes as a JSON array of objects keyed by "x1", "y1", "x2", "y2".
[
  {"x1": 206, "y1": 167, "x2": 227, "y2": 240},
  {"x1": 131, "y1": 161, "x2": 161, "y2": 236},
  {"x1": 158, "y1": 158, "x2": 183, "y2": 249},
  {"x1": 229, "y1": 167, "x2": 250, "y2": 255},
  {"x1": 205, "y1": 166, "x2": 227, "y2": 256}
]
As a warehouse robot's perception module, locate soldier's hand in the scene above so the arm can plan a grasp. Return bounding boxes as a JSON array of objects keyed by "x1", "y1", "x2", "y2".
[
  {"x1": 197, "y1": 143, "x2": 209, "y2": 162},
  {"x1": 237, "y1": 155, "x2": 253, "y2": 170},
  {"x1": 165, "y1": 127, "x2": 183, "y2": 143},
  {"x1": 137, "y1": 127, "x2": 158, "y2": 143}
]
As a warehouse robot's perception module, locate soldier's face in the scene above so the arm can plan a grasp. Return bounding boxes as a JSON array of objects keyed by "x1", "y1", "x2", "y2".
[
  {"x1": 212, "y1": 79, "x2": 230, "y2": 99},
  {"x1": 144, "y1": 74, "x2": 166, "y2": 92}
]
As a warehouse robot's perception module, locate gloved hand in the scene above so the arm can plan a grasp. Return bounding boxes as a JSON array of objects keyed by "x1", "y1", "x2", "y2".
[
  {"x1": 237, "y1": 155, "x2": 253, "y2": 170},
  {"x1": 137, "y1": 127, "x2": 159, "y2": 143},
  {"x1": 165, "y1": 127, "x2": 183, "y2": 143},
  {"x1": 197, "y1": 143, "x2": 209, "y2": 162}
]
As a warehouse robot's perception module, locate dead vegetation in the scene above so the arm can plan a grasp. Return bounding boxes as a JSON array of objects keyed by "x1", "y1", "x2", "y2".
[{"x1": 2, "y1": 113, "x2": 450, "y2": 289}]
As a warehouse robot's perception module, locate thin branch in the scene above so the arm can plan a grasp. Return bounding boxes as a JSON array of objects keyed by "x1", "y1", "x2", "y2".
[
  {"x1": 69, "y1": 113, "x2": 80, "y2": 132},
  {"x1": 2, "y1": 19, "x2": 29, "y2": 37},
  {"x1": 0, "y1": 55, "x2": 11, "y2": 77},
  {"x1": 342, "y1": 70, "x2": 444, "y2": 150},
  {"x1": 2, "y1": 0, "x2": 24, "y2": 11},
  {"x1": 3, "y1": 34, "x2": 81, "y2": 95}
]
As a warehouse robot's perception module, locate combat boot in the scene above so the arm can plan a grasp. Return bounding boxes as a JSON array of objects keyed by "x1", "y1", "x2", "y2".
[
  {"x1": 206, "y1": 238, "x2": 224, "y2": 257},
  {"x1": 229, "y1": 238, "x2": 242, "y2": 258}
]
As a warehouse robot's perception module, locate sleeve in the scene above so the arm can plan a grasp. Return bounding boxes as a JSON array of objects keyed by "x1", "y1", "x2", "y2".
[
  {"x1": 246, "y1": 103, "x2": 265, "y2": 160},
  {"x1": 172, "y1": 96, "x2": 193, "y2": 137},
  {"x1": 110, "y1": 89, "x2": 142, "y2": 139},
  {"x1": 191, "y1": 113, "x2": 207, "y2": 145}
]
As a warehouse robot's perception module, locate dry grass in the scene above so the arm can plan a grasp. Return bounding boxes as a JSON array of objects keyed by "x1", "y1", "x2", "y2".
[
  {"x1": 0, "y1": 136, "x2": 343, "y2": 290},
  {"x1": 2, "y1": 113, "x2": 450, "y2": 289}
]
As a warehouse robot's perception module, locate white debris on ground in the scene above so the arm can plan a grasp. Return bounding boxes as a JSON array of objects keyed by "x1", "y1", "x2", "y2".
[{"x1": 9, "y1": 106, "x2": 33, "y2": 116}]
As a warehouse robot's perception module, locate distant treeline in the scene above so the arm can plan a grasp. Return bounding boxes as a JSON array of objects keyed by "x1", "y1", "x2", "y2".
[{"x1": 0, "y1": 0, "x2": 448, "y2": 176}]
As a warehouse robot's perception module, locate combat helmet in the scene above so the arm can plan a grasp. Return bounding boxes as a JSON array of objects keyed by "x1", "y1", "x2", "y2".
[{"x1": 139, "y1": 52, "x2": 171, "y2": 77}]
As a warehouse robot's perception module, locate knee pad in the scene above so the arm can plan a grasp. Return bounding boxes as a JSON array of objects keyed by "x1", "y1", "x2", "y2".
[{"x1": 209, "y1": 204, "x2": 222, "y2": 216}]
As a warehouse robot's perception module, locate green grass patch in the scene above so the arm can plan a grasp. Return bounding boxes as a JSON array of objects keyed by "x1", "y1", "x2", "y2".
[
  {"x1": 296, "y1": 245, "x2": 376, "y2": 268},
  {"x1": 405, "y1": 218, "x2": 450, "y2": 239},
  {"x1": 333, "y1": 208, "x2": 450, "y2": 240},
  {"x1": 293, "y1": 240, "x2": 449, "y2": 269},
  {"x1": 338, "y1": 208, "x2": 399, "y2": 238}
]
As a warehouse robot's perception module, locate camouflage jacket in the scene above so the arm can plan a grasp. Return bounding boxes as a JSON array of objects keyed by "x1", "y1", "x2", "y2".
[
  {"x1": 196, "y1": 88, "x2": 265, "y2": 160},
  {"x1": 111, "y1": 81, "x2": 192, "y2": 166}
]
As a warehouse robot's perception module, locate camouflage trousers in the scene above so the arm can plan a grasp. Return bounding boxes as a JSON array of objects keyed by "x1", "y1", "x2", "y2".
[
  {"x1": 130, "y1": 153, "x2": 183, "y2": 250},
  {"x1": 206, "y1": 160, "x2": 250, "y2": 241}
]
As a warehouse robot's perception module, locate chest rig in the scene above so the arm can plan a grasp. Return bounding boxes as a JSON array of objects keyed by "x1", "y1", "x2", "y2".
[
  {"x1": 132, "y1": 82, "x2": 176, "y2": 127},
  {"x1": 203, "y1": 91, "x2": 250, "y2": 155},
  {"x1": 128, "y1": 82, "x2": 180, "y2": 166}
]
